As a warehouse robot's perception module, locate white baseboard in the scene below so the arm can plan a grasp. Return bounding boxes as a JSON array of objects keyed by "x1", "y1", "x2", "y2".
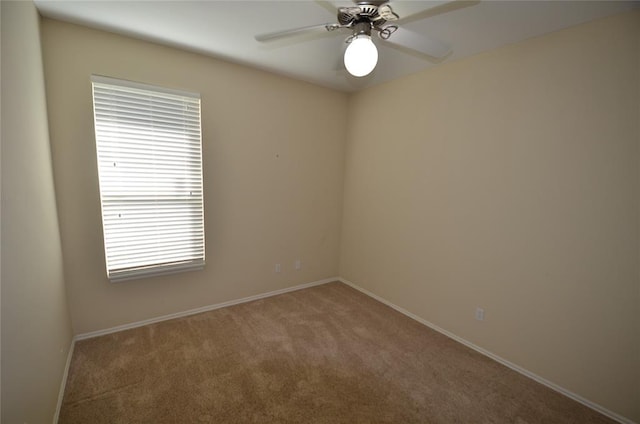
[
  {"x1": 75, "y1": 277, "x2": 338, "y2": 341},
  {"x1": 338, "y1": 277, "x2": 636, "y2": 424},
  {"x1": 53, "y1": 338, "x2": 75, "y2": 424}
]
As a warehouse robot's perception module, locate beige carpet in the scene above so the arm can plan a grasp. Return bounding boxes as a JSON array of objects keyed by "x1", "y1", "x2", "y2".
[{"x1": 59, "y1": 281, "x2": 614, "y2": 423}]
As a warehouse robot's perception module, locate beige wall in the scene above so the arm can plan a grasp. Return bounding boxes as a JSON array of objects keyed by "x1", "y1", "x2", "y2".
[
  {"x1": 1, "y1": 2, "x2": 73, "y2": 423},
  {"x1": 41, "y1": 19, "x2": 348, "y2": 335},
  {"x1": 340, "y1": 10, "x2": 640, "y2": 422}
]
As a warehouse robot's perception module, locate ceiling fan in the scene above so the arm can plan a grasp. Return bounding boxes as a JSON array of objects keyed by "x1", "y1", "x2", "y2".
[{"x1": 255, "y1": 1, "x2": 454, "y2": 78}]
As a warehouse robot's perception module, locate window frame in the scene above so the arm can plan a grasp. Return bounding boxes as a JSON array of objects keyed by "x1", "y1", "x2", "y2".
[{"x1": 91, "y1": 75, "x2": 205, "y2": 282}]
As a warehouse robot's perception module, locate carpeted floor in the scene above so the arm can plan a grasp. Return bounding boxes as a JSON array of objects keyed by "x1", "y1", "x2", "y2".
[{"x1": 59, "y1": 281, "x2": 614, "y2": 423}]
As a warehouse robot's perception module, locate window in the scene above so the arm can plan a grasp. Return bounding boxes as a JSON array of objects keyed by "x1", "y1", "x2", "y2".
[{"x1": 91, "y1": 75, "x2": 204, "y2": 282}]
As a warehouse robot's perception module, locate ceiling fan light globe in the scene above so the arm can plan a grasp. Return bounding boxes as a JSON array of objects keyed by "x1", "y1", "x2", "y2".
[{"x1": 344, "y1": 35, "x2": 378, "y2": 77}]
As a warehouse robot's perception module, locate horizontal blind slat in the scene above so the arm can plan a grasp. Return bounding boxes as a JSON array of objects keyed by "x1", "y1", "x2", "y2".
[{"x1": 93, "y1": 94, "x2": 200, "y2": 112}]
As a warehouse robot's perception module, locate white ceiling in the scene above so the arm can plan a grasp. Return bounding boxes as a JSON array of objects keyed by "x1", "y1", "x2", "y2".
[{"x1": 34, "y1": 0, "x2": 636, "y2": 92}]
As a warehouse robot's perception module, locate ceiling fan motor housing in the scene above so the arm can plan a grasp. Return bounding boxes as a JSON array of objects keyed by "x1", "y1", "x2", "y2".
[{"x1": 338, "y1": 2, "x2": 388, "y2": 28}]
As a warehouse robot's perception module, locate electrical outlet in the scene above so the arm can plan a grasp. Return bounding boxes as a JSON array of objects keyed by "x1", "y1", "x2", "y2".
[
  {"x1": 475, "y1": 307, "x2": 485, "y2": 321},
  {"x1": 275, "y1": 264, "x2": 281, "y2": 273},
  {"x1": 295, "y1": 260, "x2": 301, "y2": 270}
]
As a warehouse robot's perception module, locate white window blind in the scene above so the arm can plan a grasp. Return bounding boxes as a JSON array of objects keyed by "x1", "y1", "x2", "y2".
[{"x1": 91, "y1": 75, "x2": 204, "y2": 282}]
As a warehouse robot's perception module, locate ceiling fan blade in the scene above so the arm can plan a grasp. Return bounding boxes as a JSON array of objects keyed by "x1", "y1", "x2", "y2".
[
  {"x1": 393, "y1": 0, "x2": 479, "y2": 25},
  {"x1": 378, "y1": 4, "x2": 399, "y2": 21},
  {"x1": 338, "y1": 6, "x2": 362, "y2": 15},
  {"x1": 255, "y1": 23, "x2": 339, "y2": 42},
  {"x1": 380, "y1": 26, "x2": 451, "y2": 58}
]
